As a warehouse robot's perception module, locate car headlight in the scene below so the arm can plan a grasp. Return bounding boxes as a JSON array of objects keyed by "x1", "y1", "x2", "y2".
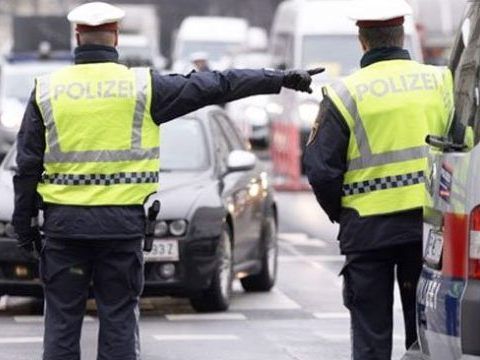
[
  {"x1": 154, "y1": 221, "x2": 168, "y2": 238},
  {"x1": 169, "y1": 220, "x2": 187, "y2": 237},
  {"x1": 298, "y1": 102, "x2": 319, "y2": 129},
  {"x1": 266, "y1": 102, "x2": 284, "y2": 116},
  {"x1": 244, "y1": 106, "x2": 269, "y2": 127},
  {"x1": 0, "y1": 221, "x2": 5, "y2": 236},
  {"x1": 0, "y1": 110, "x2": 23, "y2": 129},
  {"x1": 4, "y1": 223, "x2": 16, "y2": 238}
]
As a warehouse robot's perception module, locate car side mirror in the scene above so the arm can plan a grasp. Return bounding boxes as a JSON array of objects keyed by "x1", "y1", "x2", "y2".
[{"x1": 226, "y1": 150, "x2": 256, "y2": 173}]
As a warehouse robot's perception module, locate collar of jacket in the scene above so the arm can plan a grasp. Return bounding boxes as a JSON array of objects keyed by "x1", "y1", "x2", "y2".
[
  {"x1": 74, "y1": 45, "x2": 119, "y2": 64},
  {"x1": 360, "y1": 47, "x2": 411, "y2": 68}
]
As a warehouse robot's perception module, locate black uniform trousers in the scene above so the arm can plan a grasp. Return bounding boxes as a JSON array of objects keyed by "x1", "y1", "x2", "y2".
[
  {"x1": 341, "y1": 242, "x2": 422, "y2": 360},
  {"x1": 40, "y1": 237, "x2": 144, "y2": 360}
]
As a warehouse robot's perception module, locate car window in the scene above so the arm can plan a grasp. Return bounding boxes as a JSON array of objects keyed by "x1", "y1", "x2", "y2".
[
  {"x1": 213, "y1": 113, "x2": 246, "y2": 151},
  {"x1": 451, "y1": 4, "x2": 480, "y2": 144},
  {"x1": 210, "y1": 118, "x2": 230, "y2": 173},
  {"x1": 160, "y1": 119, "x2": 210, "y2": 171}
]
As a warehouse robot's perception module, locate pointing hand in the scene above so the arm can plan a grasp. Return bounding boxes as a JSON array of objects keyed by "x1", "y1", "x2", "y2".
[{"x1": 283, "y1": 68, "x2": 325, "y2": 94}]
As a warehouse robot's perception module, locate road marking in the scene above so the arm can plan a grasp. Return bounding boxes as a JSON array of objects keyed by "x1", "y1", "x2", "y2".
[
  {"x1": 0, "y1": 337, "x2": 43, "y2": 344},
  {"x1": 231, "y1": 283, "x2": 301, "y2": 310},
  {"x1": 314, "y1": 331, "x2": 405, "y2": 342},
  {"x1": 14, "y1": 316, "x2": 96, "y2": 323},
  {"x1": 279, "y1": 233, "x2": 327, "y2": 248},
  {"x1": 166, "y1": 313, "x2": 246, "y2": 321},
  {"x1": 279, "y1": 255, "x2": 345, "y2": 263},
  {"x1": 153, "y1": 334, "x2": 239, "y2": 341},
  {"x1": 313, "y1": 312, "x2": 350, "y2": 320}
]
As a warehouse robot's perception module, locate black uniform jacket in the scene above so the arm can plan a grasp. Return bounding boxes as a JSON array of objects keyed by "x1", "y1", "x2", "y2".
[
  {"x1": 303, "y1": 47, "x2": 423, "y2": 255},
  {"x1": 13, "y1": 45, "x2": 285, "y2": 240}
]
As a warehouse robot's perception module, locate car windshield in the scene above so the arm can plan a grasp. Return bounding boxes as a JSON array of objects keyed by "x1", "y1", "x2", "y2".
[
  {"x1": 2, "y1": 65, "x2": 65, "y2": 102},
  {"x1": 302, "y1": 35, "x2": 363, "y2": 76},
  {"x1": 160, "y1": 119, "x2": 209, "y2": 171},
  {"x1": 180, "y1": 41, "x2": 240, "y2": 61}
]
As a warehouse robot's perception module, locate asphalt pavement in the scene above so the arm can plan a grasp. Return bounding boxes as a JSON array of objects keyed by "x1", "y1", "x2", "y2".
[{"x1": 0, "y1": 192, "x2": 409, "y2": 360}]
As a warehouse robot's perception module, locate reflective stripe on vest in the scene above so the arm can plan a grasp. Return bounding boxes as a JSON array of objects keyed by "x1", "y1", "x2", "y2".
[
  {"x1": 326, "y1": 60, "x2": 452, "y2": 216},
  {"x1": 36, "y1": 68, "x2": 159, "y2": 163},
  {"x1": 330, "y1": 81, "x2": 429, "y2": 172},
  {"x1": 36, "y1": 64, "x2": 160, "y2": 206},
  {"x1": 42, "y1": 171, "x2": 159, "y2": 186}
]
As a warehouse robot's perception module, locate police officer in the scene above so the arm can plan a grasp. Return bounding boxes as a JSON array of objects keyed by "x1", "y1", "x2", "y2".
[
  {"x1": 12, "y1": 2, "x2": 323, "y2": 359},
  {"x1": 190, "y1": 51, "x2": 211, "y2": 72},
  {"x1": 304, "y1": 0, "x2": 457, "y2": 359}
]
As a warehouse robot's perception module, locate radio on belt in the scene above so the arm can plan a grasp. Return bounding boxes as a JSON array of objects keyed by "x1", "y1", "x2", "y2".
[{"x1": 144, "y1": 200, "x2": 161, "y2": 252}]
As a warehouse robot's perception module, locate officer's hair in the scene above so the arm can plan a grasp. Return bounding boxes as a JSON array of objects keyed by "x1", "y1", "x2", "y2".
[
  {"x1": 359, "y1": 25, "x2": 405, "y2": 50},
  {"x1": 78, "y1": 31, "x2": 117, "y2": 46}
]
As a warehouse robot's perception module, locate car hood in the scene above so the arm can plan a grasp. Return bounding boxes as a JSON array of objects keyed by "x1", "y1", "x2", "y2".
[
  {"x1": 0, "y1": 169, "x2": 14, "y2": 221},
  {"x1": 147, "y1": 170, "x2": 215, "y2": 220},
  {"x1": 0, "y1": 168, "x2": 214, "y2": 223}
]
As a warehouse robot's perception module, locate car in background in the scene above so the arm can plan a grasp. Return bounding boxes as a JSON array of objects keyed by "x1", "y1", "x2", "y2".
[
  {"x1": 0, "y1": 60, "x2": 70, "y2": 157},
  {"x1": 0, "y1": 106, "x2": 279, "y2": 312},
  {"x1": 172, "y1": 16, "x2": 249, "y2": 73},
  {"x1": 415, "y1": 2, "x2": 480, "y2": 359}
]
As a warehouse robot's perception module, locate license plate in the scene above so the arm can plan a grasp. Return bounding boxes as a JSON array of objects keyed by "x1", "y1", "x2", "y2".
[
  {"x1": 424, "y1": 229, "x2": 444, "y2": 266},
  {"x1": 144, "y1": 240, "x2": 179, "y2": 262}
]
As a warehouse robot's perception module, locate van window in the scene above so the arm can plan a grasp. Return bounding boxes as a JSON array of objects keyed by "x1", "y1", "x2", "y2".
[
  {"x1": 302, "y1": 35, "x2": 363, "y2": 76},
  {"x1": 180, "y1": 41, "x2": 240, "y2": 62},
  {"x1": 271, "y1": 33, "x2": 294, "y2": 69}
]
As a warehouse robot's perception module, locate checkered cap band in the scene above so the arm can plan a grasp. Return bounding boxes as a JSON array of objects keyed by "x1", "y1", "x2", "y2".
[
  {"x1": 343, "y1": 171, "x2": 425, "y2": 196},
  {"x1": 41, "y1": 171, "x2": 159, "y2": 186}
]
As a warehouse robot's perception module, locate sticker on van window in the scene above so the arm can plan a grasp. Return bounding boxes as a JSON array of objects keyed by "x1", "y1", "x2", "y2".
[{"x1": 439, "y1": 162, "x2": 453, "y2": 202}]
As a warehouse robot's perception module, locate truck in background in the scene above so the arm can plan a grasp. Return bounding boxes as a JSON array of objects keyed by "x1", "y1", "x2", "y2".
[
  {"x1": 172, "y1": 16, "x2": 249, "y2": 73},
  {"x1": 108, "y1": 4, "x2": 165, "y2": 69}
]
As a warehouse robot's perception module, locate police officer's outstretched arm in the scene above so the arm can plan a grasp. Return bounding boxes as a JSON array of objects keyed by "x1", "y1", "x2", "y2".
[{"x1": 150, "y1": 68, "x2": 324, "y2": 123}]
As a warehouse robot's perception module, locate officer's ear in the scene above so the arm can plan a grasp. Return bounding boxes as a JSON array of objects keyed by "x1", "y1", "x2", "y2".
[
  {"x1": 114, "y1": 31, "x2": 119, "y2": 47},
  {"x1": 76, "y1": 32, "x2": 81, "y2": 46}
]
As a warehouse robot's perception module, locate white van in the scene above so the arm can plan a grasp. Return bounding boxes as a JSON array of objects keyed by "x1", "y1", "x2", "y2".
[
  {"x1": 267, "y1": 0, "x2": 424, "y2": 178},
  {"x1": 172, "y1": 17, "x2": 249, "y2": 73},
  {"x1": 270, "y1": 0, "x2": 423, "y2": 75}
]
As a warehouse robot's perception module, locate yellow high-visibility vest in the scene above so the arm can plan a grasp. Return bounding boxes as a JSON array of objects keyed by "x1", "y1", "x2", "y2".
[
  {"x1": 36, "y1": 63, "x2": 159, "y2": 206},
  {"x1": 326, "y1": 60, "x2": 453, "y2": 216}
]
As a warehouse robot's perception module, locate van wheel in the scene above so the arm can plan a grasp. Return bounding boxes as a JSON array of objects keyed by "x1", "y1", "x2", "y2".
[
  {"x1": 241, "y1": 214, "x2": 278, "y2": 292},
  {"x1": 189, "y1": 225, "x2": 233, "y2": 312}
]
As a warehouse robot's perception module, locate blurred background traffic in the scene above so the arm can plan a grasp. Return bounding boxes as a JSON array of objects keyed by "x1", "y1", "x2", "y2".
[{"x1": 0, "y1": 0, "x2": 468, "y2": 191}]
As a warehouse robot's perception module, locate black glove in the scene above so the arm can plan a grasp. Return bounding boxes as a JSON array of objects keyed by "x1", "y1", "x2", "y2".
[
  {"x1": 283, "y1": 68, "x2": 325, "y2": 93},
  {"x1": 17, "y1": 228, "x2": 43, "y2": 259}
]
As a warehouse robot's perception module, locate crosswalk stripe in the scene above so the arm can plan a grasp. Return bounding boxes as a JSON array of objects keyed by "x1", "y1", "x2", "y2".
[
  {"x1": 279, "y1": 255, "x2": 344, "y2": 263},
  {"x1": 279, "y1": 233, "x2": 327, "y2": 248},
  {"x1": 313, "y1": 312, "x2": 350, "y2": 320},
  {"x1": 153, "y1": 334, "x2": 239, "y2": 341},
  {"x1": 0, "y1": 337, "x2": 43, "y2": 344},
  {"x1": 166, "y1": 313, "x2": 246, "y2": 321},
  {"x1": 230, "y1": 285, "x2": 301, "y2": 310},
  {"x1": 314, "y1": 331, "x2": 405, "y2": 342}
]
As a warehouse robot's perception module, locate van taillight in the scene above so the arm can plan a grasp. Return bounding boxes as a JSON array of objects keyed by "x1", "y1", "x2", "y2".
[{"x1": 469, "y1": 207, "x2": 480, "y2": 279}]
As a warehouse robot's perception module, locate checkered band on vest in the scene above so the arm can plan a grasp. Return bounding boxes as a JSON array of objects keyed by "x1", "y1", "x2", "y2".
[
  {"x1": 343, "y1": 171, "x2": 425, "y2": 196},
  {"x1": 41, "y1": 171, "x2": 159, "y2": 186}
]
